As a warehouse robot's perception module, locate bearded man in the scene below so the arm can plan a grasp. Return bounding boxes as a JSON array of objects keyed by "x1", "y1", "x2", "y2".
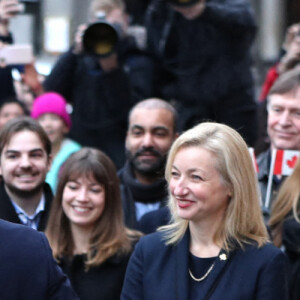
[{"x1": 118, "y1": 98, "x2": 178, "y2": 229}]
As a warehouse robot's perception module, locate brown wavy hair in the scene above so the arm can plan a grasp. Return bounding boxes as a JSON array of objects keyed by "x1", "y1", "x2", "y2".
[
  {"x1": 269, "y1": 157, "x2": 300, "y2": 247},
  {"x1": 46, "y1": 147, "x2": 140, "y2": 269}
]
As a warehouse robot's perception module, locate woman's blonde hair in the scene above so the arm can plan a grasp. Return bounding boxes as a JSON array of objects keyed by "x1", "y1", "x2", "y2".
[
  {"x1": 46, "y1": 148, "x2": 140, "y2": 269},
  {"x1": 161, "y1": 122, "x2": 268, "y2": 251},
  {"x1": 269, "y1": 157, "x2": 300, "y2": 247}
]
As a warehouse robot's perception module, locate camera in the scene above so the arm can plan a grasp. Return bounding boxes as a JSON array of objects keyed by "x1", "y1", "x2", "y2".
[{"x1": 82, "y1": 20, "x2": 119, "y2": 57}]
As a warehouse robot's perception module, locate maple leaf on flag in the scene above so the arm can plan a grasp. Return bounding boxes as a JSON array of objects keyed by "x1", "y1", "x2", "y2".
[{"x1": 273, "y1": 150, "x2": 300, "y2": 176}]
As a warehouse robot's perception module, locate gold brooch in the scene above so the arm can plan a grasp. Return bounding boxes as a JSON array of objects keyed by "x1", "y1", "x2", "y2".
[{"x1": 219, "y1": 253, "x2": 227, "y2": 261}]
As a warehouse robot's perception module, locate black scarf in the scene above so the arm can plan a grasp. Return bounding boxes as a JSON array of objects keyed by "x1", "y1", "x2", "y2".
[{"x1": 120, "y1": 161, "x2": 168, "y2": 204}]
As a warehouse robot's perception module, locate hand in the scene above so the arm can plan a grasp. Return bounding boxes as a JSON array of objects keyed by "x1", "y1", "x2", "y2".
[
  {"x1": 282, "y1": 23, "x2": 300, "y2": 51},
  {"x1": 99, "y1": 53, "x2": 118, "y2": 73},
  {"x1": 72, "y1": 23, "x2": 88, "y2": 54},
  {"x1": 0, "y1": 0, "x2": 23, "y2": 22},
  {"x1": 0, "y1": 0, "x2": 23, "y2": 35},
  {"x1": 278, "y1": 30, "x2": 300, "y2": 74},
  {"x1": 21, "y1": 62, "x2": 44, "y2": 95}
]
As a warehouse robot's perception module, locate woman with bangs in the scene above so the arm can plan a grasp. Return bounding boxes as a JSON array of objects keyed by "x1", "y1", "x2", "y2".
[
  {"x1": 121, "y1": 122, "x2": 289, "y2": 300},
  {"x1": 46, "y1": 147, "x2": 141, "y2": 300}
]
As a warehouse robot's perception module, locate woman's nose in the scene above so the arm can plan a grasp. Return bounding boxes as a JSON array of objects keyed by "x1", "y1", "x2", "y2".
[
  {"x1": 172, "y1": 179, "x2": 189, "y2": 197},
  {"x1": 76, "y1": 187, "x2": 89, "y2": 201}
]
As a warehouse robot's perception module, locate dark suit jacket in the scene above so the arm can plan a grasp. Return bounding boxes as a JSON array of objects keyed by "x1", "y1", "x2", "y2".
[
  {"x1": 121, "y1": 230, "x2": 290, "y2": 300},
  {"x1": 0, "y1": 182, "x2": 53, "y2": 231},
  {"x1": 0, "y1": 219, "x2": 79, "y2": 299}
]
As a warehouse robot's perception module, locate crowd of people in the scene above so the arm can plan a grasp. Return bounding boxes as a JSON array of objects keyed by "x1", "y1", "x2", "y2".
[{"x1": 0, "y1": 0, "x2": 299, "y2": 299}]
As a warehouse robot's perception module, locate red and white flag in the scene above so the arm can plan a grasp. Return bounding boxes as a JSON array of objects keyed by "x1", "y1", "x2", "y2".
[{"x1": 273, "y1": 150, "x2": 300, "y2": 176}]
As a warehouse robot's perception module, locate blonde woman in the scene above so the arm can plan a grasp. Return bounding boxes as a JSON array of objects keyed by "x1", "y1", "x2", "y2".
[
  {"x1": 270, "y1": 158, "x2": 300, "y2": 300},
  {"x1": 121, "y1": 122, "x2": 289, "y2": 300}
]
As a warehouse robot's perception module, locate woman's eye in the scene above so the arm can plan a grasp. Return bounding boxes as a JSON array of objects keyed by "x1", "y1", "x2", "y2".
[
  {"x1": 67, "y1": 184, "x2": 78, "y2": 190},
  {"x1": 90, "y1": 188, "x2": 102, "y2": 193},
  {"x1": 171, "y1": 171, "x2": 179, "y2": 177},
  {"x1": 192, "y1": 175, "x2": 202, "y2": 181}
]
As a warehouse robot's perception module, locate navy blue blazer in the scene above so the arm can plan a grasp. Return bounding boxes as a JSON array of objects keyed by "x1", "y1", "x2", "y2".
[
  {"x1": 121, "y1": 230, "x2": 289, "y2": 300},
  {"x1": 0, "y1": 219, "x2": 79, "y2": 300}
]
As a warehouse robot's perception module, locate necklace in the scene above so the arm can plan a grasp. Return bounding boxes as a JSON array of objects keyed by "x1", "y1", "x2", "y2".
[
  {"x1": 189, "y1": 253, "x2": 227, "y2": 282},
  {"x1": 188, "y1": 262, "x2": 215, "y2": 282}
]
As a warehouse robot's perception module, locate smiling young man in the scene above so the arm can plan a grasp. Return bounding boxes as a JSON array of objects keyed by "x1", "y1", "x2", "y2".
[
  {"x1": 0, "y1": 116, "x2": 53, "y2": 231},
  {"x1": 257, "y1": 67, "x2": 300, "y2": 219},
  {"x1": 118, "y1": 98, "x2": 178, "y2": 230}
]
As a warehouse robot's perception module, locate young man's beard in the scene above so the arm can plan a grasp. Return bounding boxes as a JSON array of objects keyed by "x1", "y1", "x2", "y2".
[
  {"x1": 5, "y1": 181, "x2": 45, "y2": 200},
  {"x1": 126, "y1": 148, "x2": 167, "y2": 177}
]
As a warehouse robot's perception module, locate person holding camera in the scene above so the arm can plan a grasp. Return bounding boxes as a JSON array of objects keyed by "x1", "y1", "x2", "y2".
[
  {"x1": 43, "y1": 0, "x2": 155, "y2": 169},
  {"x1": 145, "y1": 0, "x2": 258, "y2": 146}
]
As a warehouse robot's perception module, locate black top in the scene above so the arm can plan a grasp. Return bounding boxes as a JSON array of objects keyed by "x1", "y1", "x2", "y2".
[
  {"x1": 60, "y1": 251, "x2": 132, "y2": 300},
  {"x1": 189, "y1": 253, "x2": 217, "y2": 299}
]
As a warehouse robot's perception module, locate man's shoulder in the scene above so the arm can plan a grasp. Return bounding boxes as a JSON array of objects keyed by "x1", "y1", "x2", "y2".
[
  {"x1": 0, "y1": 218, "x2": 24, "y2": 232},
  {"x1": 0, "y1": 221, "x2": 79, "y2": 299},
  {"x1": 117, "y1": 165, "x2": 125, "y2": 179},
  {"x1": 0, "y1": 219, "x2": 49, "y2": 263},
  {"x1": 138, "y1": 206, "x2": 171, "y2": 234},
  {"x1": 257, "y1": 149, "x2": 270, "y2": 165},
  {"x1": 0, "y1": 219, "x2": 44, "y2": 245},
  {"x1": 117, "y1": 162, "x2": 132, "y2": 186}
]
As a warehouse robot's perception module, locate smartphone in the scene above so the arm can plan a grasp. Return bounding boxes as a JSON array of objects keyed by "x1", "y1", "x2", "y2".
[{"x1": 0, "y1": 44, "x2": 33, "y2": 65}]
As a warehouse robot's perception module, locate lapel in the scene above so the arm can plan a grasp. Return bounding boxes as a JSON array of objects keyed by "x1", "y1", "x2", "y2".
[
  {"x1": 175, "y1": 230, "x2": 190, "y2": 300},
  {"x1": 0, "y1": 182, "x2": 53, "y2": 231},
  {"x1": 37, "y1": 183, "x2": 53, "y2": 231},
  {"x1": 0, "y1": 183, "x2": 22, "y2": 225},
  {"x1": 175, "y1": 229, "x2": 233, "y2": 300},
  {"x1": 199, "y1": 248, "x2": 232, "y2": 299}
]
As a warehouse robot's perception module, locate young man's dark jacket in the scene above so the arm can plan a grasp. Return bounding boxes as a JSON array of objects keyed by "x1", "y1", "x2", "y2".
[{"x1": 0, "y1": 182, "x2": 53, "y2": 231}]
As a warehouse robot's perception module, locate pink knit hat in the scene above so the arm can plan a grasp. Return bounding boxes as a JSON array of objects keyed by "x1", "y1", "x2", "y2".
[{"x1": 31, "y1": 92, "x2": 72, "y2": 129}]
